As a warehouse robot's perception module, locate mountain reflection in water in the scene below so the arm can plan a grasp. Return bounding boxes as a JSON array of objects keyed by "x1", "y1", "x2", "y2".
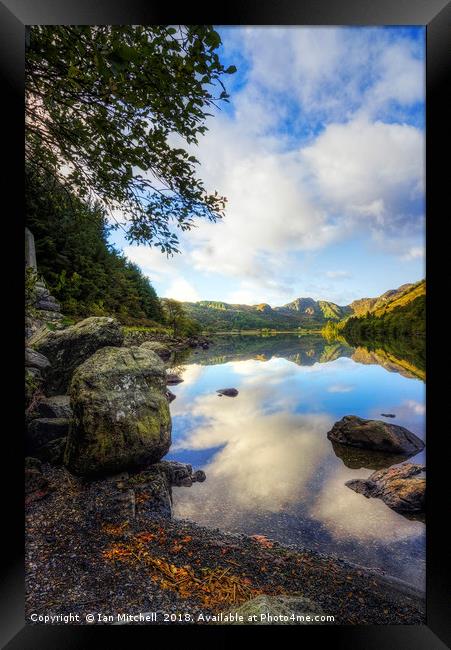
[{"x1": 166, "y1": 335, "x2": 425, "y2": 590}]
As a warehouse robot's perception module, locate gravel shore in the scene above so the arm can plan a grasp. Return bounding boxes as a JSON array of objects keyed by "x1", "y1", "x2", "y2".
[{"x1": 26, "y1": 464, "x2": 425, "y2": 625}]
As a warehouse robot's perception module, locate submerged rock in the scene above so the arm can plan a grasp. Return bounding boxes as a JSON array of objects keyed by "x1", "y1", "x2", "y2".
[
  {"x1": 65, "y1": 346, "x2": 171, "y2": 476},
  {"x1": 331, "y1": 440, "x2": 413, "y2": 470},
  {"x1": 29, "y1": 316, "x2": 124, "y2": 394},
  {"x1": 346, "y1": 463, "x2": 426, "y2": 514},
  {"x1": 327, "y1": 415, "x2": 424, "y2": 455},
  {"x1": 217, "y1": 388, "x2": 239, "y2": 397}
]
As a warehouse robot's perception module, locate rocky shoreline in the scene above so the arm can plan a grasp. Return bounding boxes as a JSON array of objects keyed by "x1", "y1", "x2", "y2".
[
  {"x1": 122, "y1": 327, "x2": 211, "y2": 354},
  {"x1": 26, "y1": 463, "x2": 425, "y2": 626},
  {"x1": 24, "y1": 310, "x2": 425, "y2": 626}
]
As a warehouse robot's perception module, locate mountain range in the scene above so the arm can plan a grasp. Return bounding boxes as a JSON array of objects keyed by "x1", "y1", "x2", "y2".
[{"x1": 182, "y1": 280, "x2": 425, "y2": 332}]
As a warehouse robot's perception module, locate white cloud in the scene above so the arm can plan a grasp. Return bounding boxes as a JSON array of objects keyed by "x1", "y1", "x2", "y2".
[
  {"x1": 401, "y1": 246, "x2": 424, "y2": 261},
  {"x1": 122, "y1": 28, "x2": 424, "y2": 304},
  {"x1": 403, "y1": 399, "x2": 426, "y2": 416},
  {"x1": 327, "y1": 384, "x2": 355, "y2": 393},
  {"x1": 171, "y1": 378, "x2": 333, "y2": 514},
  {"x1": 363, "y1": 41, "x2": 424, "y2": 114},
  {"x1": 311, "y1": 468, "x2": 423, "y2": 541},
  {"x1": 163, "y1": 277, "x2": 201, "y2": 302},
  {"x1": 187, "y1": 113, "x2": 424, "y2": 286},
  {"x1": 301, "y1": 118, "x2": 424, "y2": 233},
  {"x1": 325, "y1": 270, "x2": 352, "y2": 279},
  {"x1": 123, "y1": 245, "x2": 178, "y2": 280},
  {"x1": 230, "y1": 27, "x2": 424, "y2": 123},
  {"x1": 188, "y1": 115, "x2": 337, "y2": 280}
]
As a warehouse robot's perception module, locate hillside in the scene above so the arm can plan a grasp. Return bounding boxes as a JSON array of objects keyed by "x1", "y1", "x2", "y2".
[
  {"x1": 183, "y1": 297, "x2": 351, "y2": 332},
  {"x1": 348, "y1": 282, "x2": 421, "y2": 317},
  {"x1": 182, "y1": 282, "x2": 424, "y2": 333},
  {"x1": 342, "y1": 280, "x2": 425, "y2": 339}
]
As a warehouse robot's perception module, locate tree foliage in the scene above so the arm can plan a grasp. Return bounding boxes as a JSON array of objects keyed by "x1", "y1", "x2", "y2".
[
  {"x1": 342, "y1": 295, "x2": 425, "y2": 341},
  {"x1": 27, "y1": 167, "x2": 163, "y2": 325},
  {"x1": 162, "y1": 298, "x2": 201, "y2": 336},
  {"x1": 26, "y1": 25, "x2": 236, "y2": 253}
]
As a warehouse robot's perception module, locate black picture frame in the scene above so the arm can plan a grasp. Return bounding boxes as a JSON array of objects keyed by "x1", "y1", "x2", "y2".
[{"x1": 1, "y1": 1, "x2": 449, "y2": 647}]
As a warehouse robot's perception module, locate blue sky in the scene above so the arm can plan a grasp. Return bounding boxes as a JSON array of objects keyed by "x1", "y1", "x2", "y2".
[{"x1": 110, "y1": 26, "x2": 425, "y2": 306}]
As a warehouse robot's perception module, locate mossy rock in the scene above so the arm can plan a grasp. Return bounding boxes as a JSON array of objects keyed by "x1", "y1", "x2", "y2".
[
  {"x1": 29, "y1": 316, "x2": 124, "y2": 395},
  {"x1": 65, "y1": 346, "x2": 171, "y2": 476},
  {"x1": 139, "y1": 341, "x2": 172, "y2": 361}
]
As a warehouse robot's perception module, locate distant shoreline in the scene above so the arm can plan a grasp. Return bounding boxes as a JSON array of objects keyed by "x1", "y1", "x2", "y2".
[{"x1": 210, "y1": 329, "x2": 323, "y2": 336}]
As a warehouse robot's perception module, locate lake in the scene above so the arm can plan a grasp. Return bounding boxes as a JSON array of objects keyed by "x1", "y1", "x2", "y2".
[{"x1": 165, "y1": 334, "x2": 425, "y2": 590}]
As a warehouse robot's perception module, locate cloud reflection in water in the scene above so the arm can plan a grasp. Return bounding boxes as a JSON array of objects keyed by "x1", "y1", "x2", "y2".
[{"x1": 167, "y1": 352, "x2": 425, "y2": 586}]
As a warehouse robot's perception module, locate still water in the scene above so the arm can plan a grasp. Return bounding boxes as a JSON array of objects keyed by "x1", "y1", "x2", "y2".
[{"x1": 165, "y1": 335, "x2": 425, "y2": 590}]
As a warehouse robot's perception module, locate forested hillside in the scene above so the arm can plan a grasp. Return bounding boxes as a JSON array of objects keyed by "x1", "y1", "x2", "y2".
[
  {"x1": 183, "y1": 297, "x2": 351, "y2": 332},
  {"x1": 182, "y1": 283, "x2": 425, "y2": 334},
  {"x1": 323, "y1": 280, "x2": 426, "y2": 345},
  {"x1": 27, "y1": 169, "x2": 163, "y2": 326},
  {"x1": 342, "y1": 281, "x2": 425, "y2": 340},
  {"x1": 349, "y1": 283, "x2": 416, "y2": 316}
]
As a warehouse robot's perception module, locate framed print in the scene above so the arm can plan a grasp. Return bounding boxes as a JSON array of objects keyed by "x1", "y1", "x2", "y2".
[{"x1": 1, "y1": 0, "x2": 450, "y2": 647}]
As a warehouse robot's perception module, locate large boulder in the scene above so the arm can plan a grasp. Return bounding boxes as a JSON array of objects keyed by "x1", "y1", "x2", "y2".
[
  {"x1": 65, "y1": 346, "x2": 171, "y2": 475},
  {"x1": 29, "y1": 317, "x2": 124, "y2": 395},
  {"x1": 327, "y1": 415, "x2": 424, "y2": 455},
  {"x1": 346, "y1": 463, "x2": 426, "y2": 514},
  {"x1": 139, "y1": 341, "x2": 172, "y2": 362}
]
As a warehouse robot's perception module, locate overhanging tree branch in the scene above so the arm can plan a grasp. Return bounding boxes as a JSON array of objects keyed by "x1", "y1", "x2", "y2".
[{"x1": 26, "y1": 25, "x2": 236, "y2": 253}]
